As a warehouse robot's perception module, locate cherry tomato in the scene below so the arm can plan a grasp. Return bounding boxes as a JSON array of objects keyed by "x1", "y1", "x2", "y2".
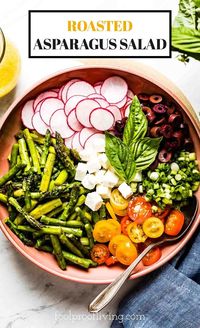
[
  {"x1": 90, "y1": 244, "x2": 110, "y2": 264},
  {"x1": 165, "y1": 210, "x2": 184, "y2": 236},
  {"x1": 106, "y1": 202, "x2": 117, "y2": 220},
  {"x1": 127, "y1": 222, "x2": 148, "y2": 243},
  {"x1": 142, "y1": 247, "x2": 162, "y2": 266},
  {"x1": 142, "y1": 217, "x2": 164, "y2": 238},
  {"x1": 93, "y1": 220, "x2": 120, "y2": 243},
  {"x1": 113, "y1": 207, "x2": 128, "y2": 217},
  {"x1": 108, "y1": 234, "x2": 130, "y2": 255},
  {"x1": 155, "y1": 206, "x2": 171, "y2": 220},
  {"x1": 128, "y1": 196, "x2": 152, "y2": 224},
  {"x1": 110, "y1": 189, "x2": 129, "y2": 211},
  {"x1": 105, "y1": 256, "x2": 118, "y2": 266},
  {"x1": 121, "y1": 216, "x2": 132, "y2": 235},
  {"x1": 116, "y1": 241, "x2": 138, "y2": 266}
]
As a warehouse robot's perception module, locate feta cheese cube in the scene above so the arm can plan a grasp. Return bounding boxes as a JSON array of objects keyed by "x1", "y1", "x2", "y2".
[
  {"x1": 98, "y1": 153, "x2": 110, "y2": 169},
  {"x1": 75, "y1": 163, "x2": 87, "y2": 181},
  {"x1": 85, "y1": 192, "x2": 103, "y2": 211},
  {"x1": 87, "y1": 157, "x2": 101, "y2": 174},
  {"x1": 118, "y1": 182, "x2": 133, "y2": 199},
  {"x1": 133, "y1": 172, "x2": 142, "y2": 182},
  {"x1": 96, "y1": 184, "x2": 111, "y2": 199},
  {"x1": 103, "y1": 170, "x2": 119, "y2": 188},
  {"x1": 95, "y1": 169, "x2": 106, "y2": 184},
  {"x1": 79, "y1": 149, "x2": 94, "y2": 162},
  {"x1": 82, "y1": 174, "x2": 97, "y2": 190}
]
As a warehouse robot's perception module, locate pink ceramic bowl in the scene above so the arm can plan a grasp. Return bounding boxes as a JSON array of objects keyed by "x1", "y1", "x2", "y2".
[{"x1": 0, "y1": 63, "x2": 199, "y2": 284}]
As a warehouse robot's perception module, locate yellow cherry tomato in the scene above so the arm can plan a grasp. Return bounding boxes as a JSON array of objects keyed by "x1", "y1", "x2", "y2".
[
  {"x1": 110, "y1": 189, "x2": 129, "y2": 211},
  {"x1": 106, "y1": 202, "x2": 118, "y2": 220},
  {"x1": 127, "y1": 222, "x2": 148, "y2": 243},
  {"x1": 116, "y1": 241, "x2": 138, "y2": 266},
  {"x1": 142, "y1": 217, "x2": 164, "y2": 238},
  {"x1": 108, "y1": 235, "x2": 130, "y2": 255},
  {"x1": 93, "y1": 219, "x2": 120, "y2": 243},
  {"x1": 113, "y1": 207, "x2": 128, "y2": 217}
]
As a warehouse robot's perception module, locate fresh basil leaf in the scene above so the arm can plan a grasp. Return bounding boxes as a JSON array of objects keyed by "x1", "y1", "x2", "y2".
[
  {"x1": 172, "y1": 27, "x2": 200, "y2": 54},
  {"x1": 174, "y1": 0, "x2": 197, "y2": 30},
  {"x1": 123, "y1": 96, "x2": 148, "y2": 145},
  {"x1": 130, "y1": 137, "x2": 162, "y2": 171},
  {"x1": 105, "y1": 132, "x2": 136, "y2": 183}
]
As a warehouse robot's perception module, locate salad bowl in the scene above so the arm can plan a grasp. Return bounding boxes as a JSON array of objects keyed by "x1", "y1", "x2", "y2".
[{"x1": 0, "y1": 63, "x2": 199, "y2": 284}]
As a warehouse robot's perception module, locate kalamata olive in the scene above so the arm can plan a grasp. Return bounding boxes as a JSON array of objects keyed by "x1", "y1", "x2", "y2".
[
  {"x1": 153, "y1": 104, "x2": 167, "y2": 114},
  {"x1": 160, "y1": 124, "x2": 173, "y2": 138},
  {"x1": 149, "y1": 159, "x2": 159, "y2": 170},
  {"x1": 166, "y1": 103, "x2": 176, "y2": 115},
  {"x1": 142, "y1": 106, "x2": 156, "y2": 123},
  {"x1": 150, "y1": 126, "x2": 160, "y2": 137},
  {"x1": 149, "y1": 95, "x2": 163, "y2": 104},
  {"x1": 158, "y1": 149, "x2": 172, "y2": 163},
  {"x1": 184, "y1": 138, "x2": 194, "y2": 151},
  {"x1": 172, "y1": 131, "x2": 184, "y2": 147},
  {"x1": 179, "y1": 123, "x2": 190, "y2": 136},
  {"x1": 114, "y1": 131, "x2": 123, "y2": 138},
  {"x1": 168, "y1": 113, "x2": 183, "y2": 127},
  {"x1": 138, "y1": 93, "x2": 149, "y2": 102},
  {"x1": 115, "y1": 121, "x2": 125, "y2": 133},
  {"x1": 154, "y1": 117, "x2": 166, "y2": 125},
  {"x1": 165, "y1": 138, "x2": 180, "y2": 150}
]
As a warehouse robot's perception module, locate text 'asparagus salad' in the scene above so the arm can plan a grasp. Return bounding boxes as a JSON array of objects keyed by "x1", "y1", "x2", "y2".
[{"x1": 1, "y1": 76, "x2": 200, "y2": 270}]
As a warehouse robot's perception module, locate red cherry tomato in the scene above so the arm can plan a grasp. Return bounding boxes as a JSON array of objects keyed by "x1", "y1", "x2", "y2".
[
  {"x1": 105, "y1": 256, "x2": 118, "y2": 266},
  {"x1": 155, "y1": 206, "x2": 171, "y2": 221},
  {"x1": 90, "y1": 244, "x2": 110, "y2": 265},
  {"x1": 128, "y1": 196, "x2": 152, "y2": 224},
  {"x1": 165, "y1": 210, "x2": 185, "y2": 236},
  {"x1": 142, "y1": 247, "x2": 162, "y2": 266},
  {"x1": 121, "y1": 216, "x2": 132, "y2": 236}
]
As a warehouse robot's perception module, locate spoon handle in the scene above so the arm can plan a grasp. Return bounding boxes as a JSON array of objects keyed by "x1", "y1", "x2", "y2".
[{"x1": 88, "y1": 243, "x2": 155, "y2": 313}]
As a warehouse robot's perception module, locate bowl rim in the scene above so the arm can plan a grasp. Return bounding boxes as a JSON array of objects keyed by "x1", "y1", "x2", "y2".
[{"x1": 0, "y1": 63, "x2": 199, "y2": 284}]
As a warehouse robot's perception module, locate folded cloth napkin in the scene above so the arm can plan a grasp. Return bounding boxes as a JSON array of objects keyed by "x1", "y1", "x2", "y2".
[{"x1": 111, "y1": 227, "x2": 200, "y2": 328}]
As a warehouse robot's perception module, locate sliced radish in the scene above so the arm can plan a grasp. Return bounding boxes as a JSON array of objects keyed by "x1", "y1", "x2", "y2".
[
  {"x1": 127, "y1": 89, "x2": 134, "y2": 99},
  {"x1": 95, "y1": 98, "x2": 110, "y2": 108},
  {"x1": 112, "y1": 96, "x2": 127, "y2": 108},
  {"x1": 100, "y1": 76, "x2": 128, "y2": 104},
  {"x1": 89, "y1": 108, "x2": 115, "y2": 131},
  {"x1": 21, "y1": 100, "x2": 34, "y2": 130},
  {"x1": 35, "y1": 100, "x2": 44, "y2": 113},
  {"x1": 84, "y1": 133, "x2": 105, "y2": 150},
  {"x1": 124, "y1": 103, "x2": 131, "y2": 117},
  {"x1": 106, "y1": 105, "x2": 122, "y2": 122},
  {"x1": 79, "y1": 127, "x2": 97, "y2": 147},
  {"x1": 61, "y1": 79, "x2": 80, "y2": 103},
  {"x1": 76, "y1": 99, "x2": 99, "y2": 128},
  {"x1": 94, "y1": 82, "x2": 103, "y2": 94},
  {"x1": 64, "y1": 95, "x2": 85, "y2": 116},
  {"x1": 50, "y1": 109, "x2": 75, "y2": 138},
  {"x1": 33, "y1": 91, "x2": 57, "y2": 110},
  {"x1": 40, "y1": 98, "x2": 64, "y2": 125},
  {"x1": 88, "y1": 93, "x2": 105, "y2": 100},
  {"x1": 67, "y1": 109, "x2": 83, "y2": 132},
  {"x1": 65, "y1": 137, "x2": 73, "y2": 149},
  {"x1": 58, "y1": 85, "x2": 65, "y2": 100},
  {"x1": 67, "y1": 81, "x2": 95, "y2": 99},
  {"x1": 32, "y1": 112, "x2": 49, "y2": 135},
  {"x1": 71, "y1": 132, "x2": 83, "y2": 151}
]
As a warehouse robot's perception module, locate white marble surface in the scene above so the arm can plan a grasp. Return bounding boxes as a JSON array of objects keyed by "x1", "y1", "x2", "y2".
[{"x1": 0, "y1": 1, "x2": 200, "y2": 328}]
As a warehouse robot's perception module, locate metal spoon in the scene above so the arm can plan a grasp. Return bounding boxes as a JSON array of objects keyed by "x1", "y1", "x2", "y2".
[{"x1": 89, "y1": 196, "x2": 198, "y2": 313}]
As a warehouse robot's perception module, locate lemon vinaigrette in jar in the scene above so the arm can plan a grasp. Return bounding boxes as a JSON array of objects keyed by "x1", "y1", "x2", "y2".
[{"x1": 0, "y1": 28, "x2": 20, "y2": 97}]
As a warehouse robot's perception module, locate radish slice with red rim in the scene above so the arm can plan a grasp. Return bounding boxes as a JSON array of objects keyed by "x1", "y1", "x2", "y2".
[
  {"x1": 76, "y1": 99, "x2": 100, "y2": 128},
  {"x1": 64, "y1": 95, "x2": 85, "y2": 116},
  {"x1": 100, "y1": 76, "x2": 128, "y2": 104},
  {"x1": 21, "y1": 100, "x2": 34, "y2": 130},
  {"x1": 127, "y1": 89, "x2": 134, "y2": 99},
  {"x1": 95, "y1": 98, "x2": 110, "y2": 108},
  {"x1": 67, "y1": 81, "x2": 95, "y2": 99},
  {"x1": 106, "y1": 105, "x2": 122, "y2": 122},
  {"x1": 79, "y1": 127, "x2": 97, "y2": 147},
  {"x1": 65, "y1": 137, "x2": 73, "y2": 149},
  {"x1": 67, "y1": 109, "x2": 83, "y2": 132},
  {"x1": 124, "y1": 103, "x2": 131, "y2": 117},
  {"x1": 88, "y1": 93, "x2": 105, "y2": 100},
  {"x1": 33, "y1": 90, "x2": 58, "y2": 110},
  {"x1": 50, "y1": 109, "x2": 75, "y2": 138},
  {"x1": 111, "y1": 96, "x2": 127, "y2": 108},
  {"x1": 89, "y1": 108, "x2": 115, "y2": 131},
  {"x1": 58, "y1": 85, "x2": 65, "y2": 100},
  {"x1": 61, "y1": 79, "x2": 80, "y2": 103},
  {"x1": 35, "y1": 100, "x2": 44, "y2": 113},
  {"x1": 94, "y1": 82, "x2": 103, "y2": 94},
  {"x1": 40, "y1": 98, "x2": 64, "y2": 125},
  {"x1": 71, "y1": 132, "x2": 83, "y2": 151},
  {"x1": 32, "y1": 112, "x2": 49, "y2": 136},
  {"x1": 84, "y1": 133, "x2": 105, "y2": 150}
]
